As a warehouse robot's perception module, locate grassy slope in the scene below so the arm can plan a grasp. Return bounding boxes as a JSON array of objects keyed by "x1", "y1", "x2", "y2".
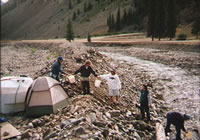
[
  {"x1": 1, "y1": 0, "x2": 199, "y2": 40},
  {"x1": 1, "y1": 0, "x2": 135, "y2": 40}
]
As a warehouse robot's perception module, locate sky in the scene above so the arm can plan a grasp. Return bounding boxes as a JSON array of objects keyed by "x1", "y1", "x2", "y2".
[{"x1": 1, "y1": 0, "x2": 9, "y2": 3}]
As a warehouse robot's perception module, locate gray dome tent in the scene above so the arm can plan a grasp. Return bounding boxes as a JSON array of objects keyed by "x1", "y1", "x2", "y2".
[{"x1": 25, "y1": 77, "x2": 70, "y2": 117}]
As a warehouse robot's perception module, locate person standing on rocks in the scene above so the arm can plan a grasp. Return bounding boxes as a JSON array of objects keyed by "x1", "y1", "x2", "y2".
[
  {"x1": 139, "y1": 84, "x2": 151, "y2": 121},
  {"x1": 99, "y1": 69, "x2": 121, "y2": 105},
  {"x1": 74, "y1": 60, "x2": 98, "y2": 95},
  {"x1": 165, "y1": 112, "x2": 190, "y2": 140},
  {"x1": 50, "y1": 56, "x2": 66, "y2": 82}
]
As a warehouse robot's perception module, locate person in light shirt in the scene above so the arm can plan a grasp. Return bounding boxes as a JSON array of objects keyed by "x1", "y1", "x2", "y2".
[{"x1": 99, "y1": 69, "x2": 121, "y2": 105}]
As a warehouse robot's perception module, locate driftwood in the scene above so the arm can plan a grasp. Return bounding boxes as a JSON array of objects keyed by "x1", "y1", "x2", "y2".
[{"x1": 155, "y1": 123, "x2": 166, "y2": 140}]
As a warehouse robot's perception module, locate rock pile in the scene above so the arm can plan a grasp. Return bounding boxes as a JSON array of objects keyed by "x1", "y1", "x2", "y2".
[{"x1": 2, "y1": 41, "x2": 169, "y2": 139}]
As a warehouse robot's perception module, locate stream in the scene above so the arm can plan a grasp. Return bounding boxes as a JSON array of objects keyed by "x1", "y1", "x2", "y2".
[{"x1": 101, "y1": 52, "x2": 200, "y2": 135}]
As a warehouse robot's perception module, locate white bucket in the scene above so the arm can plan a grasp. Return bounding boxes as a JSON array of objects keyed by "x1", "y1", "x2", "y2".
[
  {"x1": 95, "y1": 79, "x2": 101, "y2": 87},
  {"x1": 68, "y1": 75, "x2": 75, "y2": 83}
]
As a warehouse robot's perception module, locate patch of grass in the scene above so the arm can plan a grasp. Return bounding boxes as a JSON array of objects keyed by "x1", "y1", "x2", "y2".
[{"x1": 31, "y1": 48, "x2": 37, "y2": 53}]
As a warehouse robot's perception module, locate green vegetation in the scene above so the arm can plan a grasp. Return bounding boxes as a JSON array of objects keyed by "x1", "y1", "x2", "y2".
[
  {"x1": 87, "y1": 33, "x2": 91, "y2": 42},
  {"x1": 177, "y1": 33, "x2": 187, "y2": 40},
  {"x1": 66, "y1": 19, "x2": 74, "y2": 42},
  {"x1": 166, "y1": 0, "x2": 177, "y2": 40},
  {"x1": 192, "y1": 16, "x2": 200, "y2": 39},
  {"x1": 31, "y1": 48, "x2": 37, "y2": 53}
]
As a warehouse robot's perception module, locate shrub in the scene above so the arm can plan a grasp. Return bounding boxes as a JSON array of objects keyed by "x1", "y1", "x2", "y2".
[{"x1": 177, "y1": 33, "x2": 187, "y2": 40}]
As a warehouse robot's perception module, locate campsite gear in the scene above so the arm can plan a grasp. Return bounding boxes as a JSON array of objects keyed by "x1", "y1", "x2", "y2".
[
  {"x1": 95, "y1": 79, "x2": 101, "y2": 87},
  {"x1": 0, "y1": 117, "x2": 7, "y2": 122},
  {"x1": 68, "y1": 75, "x2": 76, "y2": 83},
  {"x1": 25, "y1": 77, "x2": 70, "y2": 117},
  {"x1": 0, "y1": 122, "x2": 21, "y2": 140},
  {"x1": 0, "y1": 76, "x2": 33, "y2": 114}
]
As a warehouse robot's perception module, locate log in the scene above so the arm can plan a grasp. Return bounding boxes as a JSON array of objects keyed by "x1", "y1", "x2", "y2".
[{"x1": 155, "y1": 123, "x2": 166, "y2": 140}]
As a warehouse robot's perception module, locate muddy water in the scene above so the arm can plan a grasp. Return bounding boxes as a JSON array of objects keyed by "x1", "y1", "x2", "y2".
[{"x1": 101, "y1": 52, "x2": 200, "y2": 129}]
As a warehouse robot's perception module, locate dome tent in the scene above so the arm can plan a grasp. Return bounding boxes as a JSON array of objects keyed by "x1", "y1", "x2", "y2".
[
  {"x1": 0, "y1": 76, "x2": 33, "y2": 114},
  {"x1": 25, "y1": 77, "x2": 70, "y2": 117}
]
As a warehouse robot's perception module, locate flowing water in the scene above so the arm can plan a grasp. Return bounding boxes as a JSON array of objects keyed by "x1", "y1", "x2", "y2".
[{"x1": 101, "y1": 52, "x2": 200, "y2": 138}]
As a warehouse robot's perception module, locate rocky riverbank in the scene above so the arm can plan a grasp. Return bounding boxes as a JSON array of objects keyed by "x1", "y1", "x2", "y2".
[{"x1": 1, "y1": 41, "x2": 199, "y2": 139}]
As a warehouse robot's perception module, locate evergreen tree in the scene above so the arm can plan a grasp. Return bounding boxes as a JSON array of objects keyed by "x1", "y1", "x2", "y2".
[
  {"x1": 72, "y1": 11, "x2": 77, "y2": 21},
  {"x1": 115, "y1": 8, "x2": 121, "y2": 31},
  {"x1": 66, "y1": 19, "x2": 74, "y2": 42},
  {"x1": 192, "y1": 16, "x2": 200, "y2": 39},
  {"x1": 122, "y1": 8, "x2": 128, "y2": 26},
  {"x1": 87, "y1": 33, "x2": 91, "y2": 42},
  {"x1": 77, "y1": 8, "x2": 80, "y2": 15},
  {"x1": 111, "y1": 14, "x2": 115, "y2": 31},
  {"x1": 69, "y1": 0, "x2": 72, "y2": 9},
  {"x1": 127, "y1": 8, "x2": 133, "y2": 25},
  {"x1": 147, "y1": 0, "x2": 157, "y2": 41},
  {"x1": 107, "y1": 14, "x2": 112, "y2": 30},
  {"x1": 166, "y1": 0, "x2": 177, "y2": 40},
  {"x1": 155, "y1": 0, "x2": 165, "y2": 41},
  {"x1": 84, "y1": 2, "x2": 87, "y2": 12},
  {"x1": 87, "y1": 2, "x2": 93, "y2": 11}
]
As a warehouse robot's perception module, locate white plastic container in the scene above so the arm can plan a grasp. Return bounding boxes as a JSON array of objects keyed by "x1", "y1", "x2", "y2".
[
  {"x1": 0, "y1": 76, "x2": 33, "y2": 114},
  {"x1": 95, "y1": 79, "x2": 101, "y2": 87},
  {"x1": 68, "y1": 75, "x2": 76, "y2": 83}
]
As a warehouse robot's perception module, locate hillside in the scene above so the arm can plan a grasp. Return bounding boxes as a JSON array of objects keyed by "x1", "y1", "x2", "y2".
[{"x1": 1, "y1": 0, "x2": 200, "y2": 40}]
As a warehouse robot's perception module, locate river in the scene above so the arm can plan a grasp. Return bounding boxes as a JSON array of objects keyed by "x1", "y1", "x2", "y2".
[{"x1": 101, "y1": 52, "x2": 200, "y2": 139}]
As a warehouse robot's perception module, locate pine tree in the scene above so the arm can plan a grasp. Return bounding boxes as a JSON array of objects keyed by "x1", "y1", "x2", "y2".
[
  {"x1": 192, "y1": 16, "x2": 200, "y2": 39},
  {"x1": 155, "y1": 0, "x2": 165, "y2": 41},
  {"x1": 107, "y1": 14, "x2": 111, "y2": 30},
  {"x1": 84, "y1": 2, "x2": 87, "y2": 12},
  {"x1": 115, "y1": 8, "x2": 121, "y2": 31},
  {"x1": 87, "y1": 2, "x2": 93, "y2": 11},
  {"x1": 77, "y1": 0, "x2": 81, "y2": 4},
  {"x1": 87, "y1": 33, "x2": 91, "y2": 42},
  {"x1": 122, "y1": 8, "x2": 127, "y2": 26},
  {"x1": 127, "y1": 8, "x2": 133, "y2": 25},
  {"x1": 166, "y1": 0, "x2": 177, "y2": 40},
  {"x1": 111, "y1": 14, "x2": 115, "y2": 31},
  {"x1": 147, "y1": 0, "x2": 157, "y2": 41},
  {"x1": 77, "y1": 8, "x2": 80, "y2": 15},
  {"x1": 72, "y1": 11, "x2": 77, "y2": 21},
  {"x1": 66, "y1": 19, "x2": 74, "y2": 42},
  {"x1": 69, "y1": 0, "x2": 72, "y2": 9}
]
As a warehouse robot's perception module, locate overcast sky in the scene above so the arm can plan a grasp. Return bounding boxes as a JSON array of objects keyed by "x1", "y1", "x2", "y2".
[{"x1": 1, "y1": 0, "x2": 9, "y2": 3}]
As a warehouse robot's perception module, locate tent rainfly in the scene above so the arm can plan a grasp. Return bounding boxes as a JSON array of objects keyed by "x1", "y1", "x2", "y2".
[{"x1": 0, "y1": 76, "x2": 33, "y2": 114}]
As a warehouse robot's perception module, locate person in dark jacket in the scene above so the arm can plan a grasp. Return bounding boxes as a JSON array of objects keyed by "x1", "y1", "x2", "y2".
[
  {"x1": 74, "y1": 60, "x2": 97, "y2": 94},
  {"x1": 50, "y1": 56, "x2": 65, "y2": 81},
  {"x1": 139, "y1": 84, "x2": 151, "y2": 121},
  {"x1": 165, "y1": 112, "x2": 190, "y2": 140}
]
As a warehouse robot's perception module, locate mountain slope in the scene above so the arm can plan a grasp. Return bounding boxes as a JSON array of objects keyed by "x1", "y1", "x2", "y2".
[{"x1": 1, "y1": 0, "x2": 199, "y2": 40}]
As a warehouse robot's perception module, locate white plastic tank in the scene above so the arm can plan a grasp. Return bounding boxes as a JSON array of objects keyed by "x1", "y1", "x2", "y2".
[
  {"x1": 0, "y1": 76, "x2": 33, "y2": 114},
  {"x1": 68, "y1": 75, "x2": 75, "y2": 83},
  {"x1": 95, "y1": 79, "x2": 101, "y2": 87}
]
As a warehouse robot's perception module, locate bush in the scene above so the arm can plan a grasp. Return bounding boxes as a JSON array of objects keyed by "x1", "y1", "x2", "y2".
[{"x1": 177, "y1": 33, "x2": 187, "y2": 40}]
